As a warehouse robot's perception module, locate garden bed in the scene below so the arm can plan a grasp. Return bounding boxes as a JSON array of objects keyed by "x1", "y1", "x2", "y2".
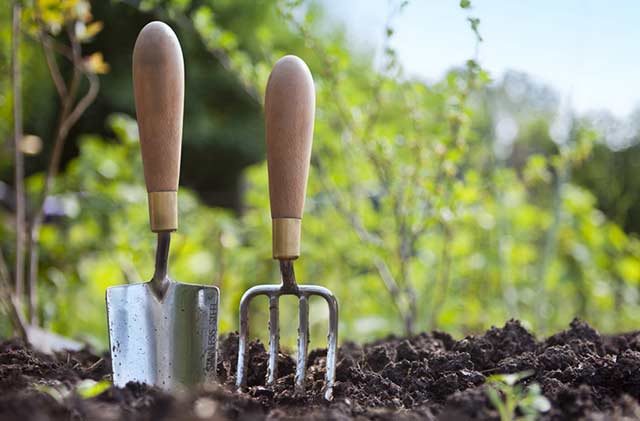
[{"x1": 1, "y1": 319, "x2": 639, "y2": 420}]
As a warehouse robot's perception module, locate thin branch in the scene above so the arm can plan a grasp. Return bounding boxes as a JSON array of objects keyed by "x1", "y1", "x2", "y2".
[
  {"x1": 12, "y1": 1, "x2": 26, "y2": 305},
  {"x1": 316, "y1": 155, "x2": 415, "y2": 334},
  {"x1": 60, "y1": 73, "x2": 99, "y2": 139},
  {"x1": 373, "y1": 257, "x2": 409, "y2": 323},
  {"x1": 40, "y1": 32, "x2": 74, "y2": 60},
  {"x1": 534, "y1": 158, "x2": 569, "y2": 331},
  {"x1": 168, "y1": 13, "x2": 261, "y2": 104},
  {"x1": 22, "y1": 28, "x2": 75, "y2": 62},
  {"x1": 430, "y1": 223, "x2": 452, "y2": 329},
  {"x1": 314, "y1": 158, "x2": 383, "y2": 247},
  {"x1": 33, "y1": 4, "x2": 67, "y2": 99},
  {"x1": 212, "y1": 230, "x2": 226, "y2": 287},
  {"x1": 0, "y1": 248, "x2": 28, "y2": 341}
]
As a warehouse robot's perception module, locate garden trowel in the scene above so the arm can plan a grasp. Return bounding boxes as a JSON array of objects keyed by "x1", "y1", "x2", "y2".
[{"x1": 106, "y1": 21, "x2": 219, "y2": 390}]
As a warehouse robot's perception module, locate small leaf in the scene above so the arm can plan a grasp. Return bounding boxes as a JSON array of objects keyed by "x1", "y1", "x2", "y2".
[
  {"x1": 531, "y1": 395, "x2": 551, "y2": 412},
  {"x1": 467, "y1": 17, "x2": 483, "y2": 41},
  {"x1": 478, "y1": 70, "x2": 492, "y2": 83},
  {"x1": 86, "y1": 21, "x2": 104, "y2": 38},
  {"x1": 34, "y1": 382, "x2": 70, "y2": 403},
  {"x1": 485, "y1": 385, "x2": 503, "y2": 409},
  {"x1": 487, "y1": 370, "x2": 534, "y2": 386},
  {"x1": 460, "y1": 0, "x2": 471, "y2": 8},
  {"x1": 76, "y1": 379, "x2": 111, "y2": 399},
  {"x1": 502, "y1": 373, "x2": 520, "y2": 386},
  {"x1": 84, "y1": 52, "x2": 110, "y2": 74},
  {"x1": 74, "y1": 0, "x2": 92, "y2": 22},
  {"x1": 75, "y1": 19, "x2": 104, "y2": 42}
]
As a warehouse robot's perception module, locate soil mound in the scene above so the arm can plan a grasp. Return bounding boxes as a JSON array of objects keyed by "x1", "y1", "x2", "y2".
[{"x1": 1, "y1": 319, "x2": 639, "y2": 420}]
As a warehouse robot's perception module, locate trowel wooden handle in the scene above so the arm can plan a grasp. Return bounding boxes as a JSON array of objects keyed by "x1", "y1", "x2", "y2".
[
  {"x1": 133, "y1": 21, "x2": 184, "y2": 232},
  {"x1": 265, "y1": 55, "x2": 315, "y2": 259}
]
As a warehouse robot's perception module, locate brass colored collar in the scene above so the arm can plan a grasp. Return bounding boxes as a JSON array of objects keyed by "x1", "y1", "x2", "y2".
[
  {"x1": 272, "y1": 218, "x2": 301, "y2": 260},
  {"x1": 148, "y1": 191, "x2": 178, "y2": 232}
]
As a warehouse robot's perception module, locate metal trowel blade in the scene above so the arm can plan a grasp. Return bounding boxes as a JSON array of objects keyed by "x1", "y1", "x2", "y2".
[{"x1": 106, "y1": 280, "x2": 219, "y2": 390}]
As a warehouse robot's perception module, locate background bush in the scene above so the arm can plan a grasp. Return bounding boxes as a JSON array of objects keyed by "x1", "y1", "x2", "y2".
[{"x1": 1, "y1": 0, "x2": 639, "y2": 350}]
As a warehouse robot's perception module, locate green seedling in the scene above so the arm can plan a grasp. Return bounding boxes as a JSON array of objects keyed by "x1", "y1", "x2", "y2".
[
  {"x1": 485, "y1": 371, "x2": 551, "y2": 421},
  {"x1": 34, "y1": 379, "x2": 111, "y2": 402},
  {"x1": 33, "y1": 381, "x2": 69, "y2": 403},
  {"x1": 76, "y1": 379, "x2": 112, "y2": 399}
]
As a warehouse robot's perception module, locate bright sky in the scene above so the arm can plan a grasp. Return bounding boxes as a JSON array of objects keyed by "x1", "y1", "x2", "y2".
[{"x1": 321, "y1": 0, "x2": 640, "y2": 119}]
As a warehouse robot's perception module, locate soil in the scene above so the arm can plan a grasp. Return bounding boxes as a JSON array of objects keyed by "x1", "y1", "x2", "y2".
[{"x1": 1, "y1": 319, "x2": 640, "y2": 420}]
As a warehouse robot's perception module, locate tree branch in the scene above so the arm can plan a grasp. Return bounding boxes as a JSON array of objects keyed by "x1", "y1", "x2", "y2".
[
  {"x1": 373, "y1": 257, "x2": 409, "y2": 326},
  {"x1": 26, "y1": 21, "x2": 100, "y2": 325},
  {"x1": 12, "y1": 0, "x2": 26, "y2": 306},
  {"x1": 34, "y1": 4, "x2": 67, "y2": 99}
]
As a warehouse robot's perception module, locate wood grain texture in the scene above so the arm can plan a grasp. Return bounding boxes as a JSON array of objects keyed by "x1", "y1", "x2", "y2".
[
  {"x1": 265, "y1": 55, "x2": 315, "y2": 219},
  {"x1": 133, "y1": 21, "x2": 184, "y2": 193}
]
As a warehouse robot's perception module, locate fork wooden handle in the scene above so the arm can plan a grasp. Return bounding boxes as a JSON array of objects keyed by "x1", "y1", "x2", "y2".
[
  {"x1": 265, "y1": 55, "x2": 315, "y2": 259},
  {"x1": 133, "y1": 21, "x2": 184, "y2": 232}
]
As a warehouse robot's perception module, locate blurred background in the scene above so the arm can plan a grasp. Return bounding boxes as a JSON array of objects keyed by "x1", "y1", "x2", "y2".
[{"x1": 1, "y1": 0, "x2": 639, "y2": 351}]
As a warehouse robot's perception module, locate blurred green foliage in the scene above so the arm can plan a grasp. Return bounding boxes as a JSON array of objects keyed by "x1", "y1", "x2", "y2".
[{"x1": 1, "y1": 0, "x2": 639, "y2": 351}]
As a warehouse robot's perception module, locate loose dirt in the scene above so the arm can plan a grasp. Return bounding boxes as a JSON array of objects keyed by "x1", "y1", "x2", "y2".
[{"x1": 1, "y1": 319, "x2": 639, "y2": 420}]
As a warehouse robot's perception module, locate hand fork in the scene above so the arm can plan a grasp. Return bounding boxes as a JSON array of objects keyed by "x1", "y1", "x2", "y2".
[{"x1": 235, "y1": 55, "x2": 339, "y2": 401}]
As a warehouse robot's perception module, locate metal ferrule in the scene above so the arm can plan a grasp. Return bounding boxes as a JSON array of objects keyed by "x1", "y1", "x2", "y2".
[
  {"x1": 148, "y1": 191, "x2": 178, "y2": 232},
  {"x1": 272, "y1": 218, "x2": 301, "y2": 259}
]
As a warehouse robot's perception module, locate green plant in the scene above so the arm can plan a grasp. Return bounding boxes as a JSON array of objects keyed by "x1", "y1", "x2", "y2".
[
  {"x1": 33, "y1": 379, "x2": 111, "y2": 402},
  {"x1": 1, "y1": 0, "x2": 107, "y2": 339},
  {"x1": 486, "y1": 371, "x2": 551, "y2": 421}
]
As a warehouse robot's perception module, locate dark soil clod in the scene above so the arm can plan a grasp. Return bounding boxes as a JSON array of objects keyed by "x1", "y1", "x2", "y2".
[{"x1": 1, "y1": 319, "x2": 640, "y2": 420}]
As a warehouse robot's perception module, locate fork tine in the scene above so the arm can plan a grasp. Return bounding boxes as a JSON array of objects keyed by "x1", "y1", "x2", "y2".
[
  {"x1": 299, "y1": 285, "x2": 339, "y2": 400},
  {"x1": 266, "y1": 294, "x2": 280, "y2": 385},
  {"x1": 295, "y1": 286, "x2": 339, "y2": 400},
  {"x1": 236, "y1": 291, "x2": 252, "y2": 389},
  {"x1": 323, "y1": 292, "x2": 339, "y2": 401},
  {"x1": 236, "y1": 284, "x2": 337, "y2": 401},
  {"x1": 295, "y1": 294, "x2": 310, "y2": 392}
]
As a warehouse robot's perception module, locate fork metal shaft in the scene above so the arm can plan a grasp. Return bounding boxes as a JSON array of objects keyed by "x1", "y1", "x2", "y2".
[
  {"x1": 279, "y1": 260, "x2": 298, "y2": 292},
  {"x1": 150, "y1": 232, "x2": 170, "y2": 298}
]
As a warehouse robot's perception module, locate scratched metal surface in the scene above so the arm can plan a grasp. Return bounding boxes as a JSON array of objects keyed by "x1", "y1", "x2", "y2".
[{"x1": 106, "y1": 280, "x2": 219, "y2": 390}]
